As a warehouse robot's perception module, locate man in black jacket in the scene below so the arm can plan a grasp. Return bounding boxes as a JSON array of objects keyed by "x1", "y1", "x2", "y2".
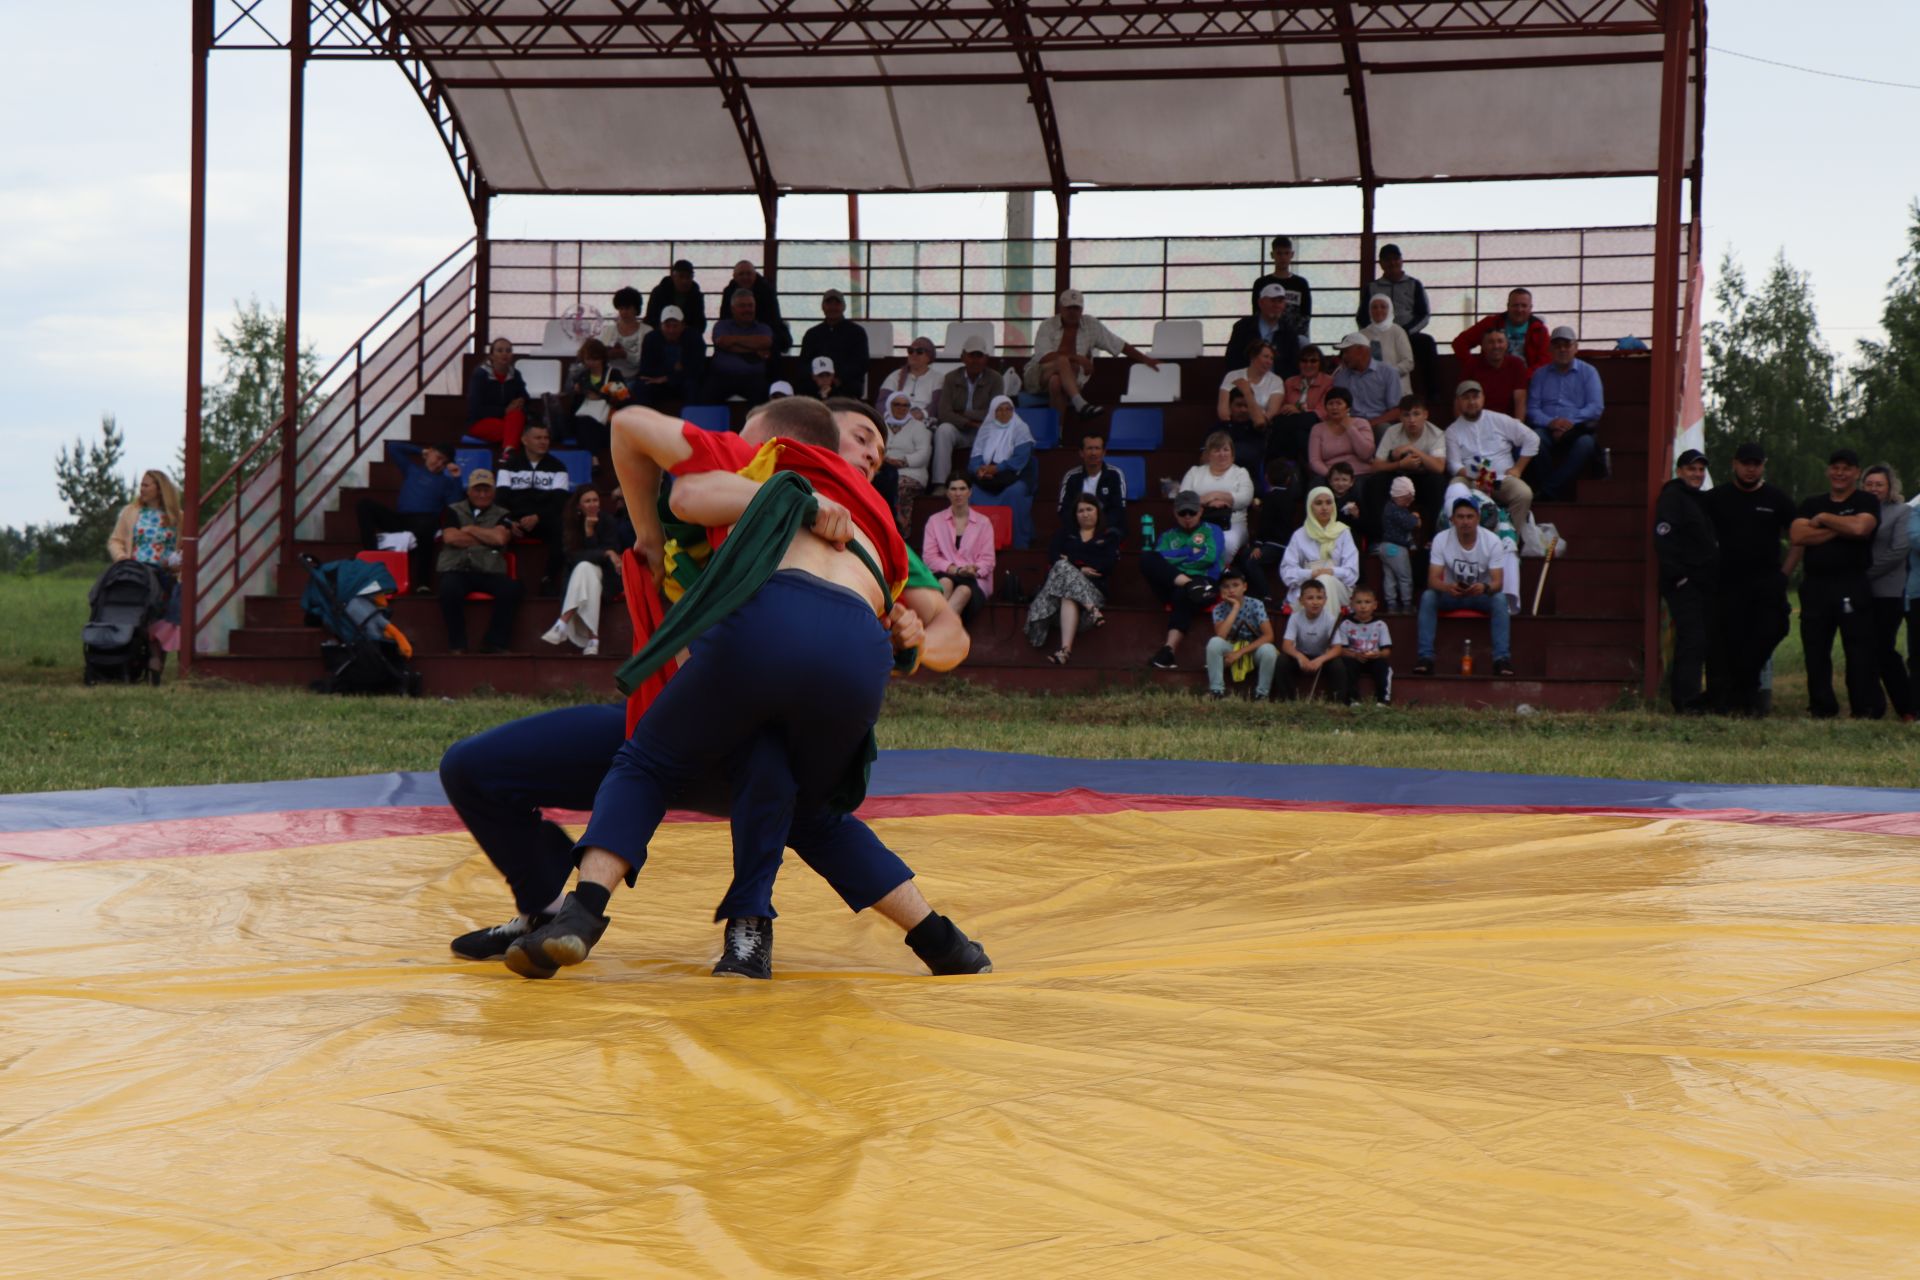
[
  {"x1": 719, "y1": 259, "x2": 790, "y2": 355},
  {"x1": 1248, "y1": 235, "x2": 1313, "y2": 327},
  {"x1": 1790, "y1": 447, "x2": 1883, "y2": 719},
  {"x1": 1704, "y1": 441, "x2": 1797, "y2": 715},
  {"x1": 496, "y1": 423, "x2": 573, "y2": 592},
  {"x1": 1224, "y1": 285, "x2": 1305, "y2": 377},
  {"x1": 798, "y1": 288, "x2": 869, "y2": 399},
  {"x1": 1653, "y1": 448, "x2": 1717, "y2": 713},
  {"x1": 1055, "y1": 430, "x2": 1128, "y2": 536},
  {"x1": 643, "y1": 260, "x2": 707, "y2": 336}
]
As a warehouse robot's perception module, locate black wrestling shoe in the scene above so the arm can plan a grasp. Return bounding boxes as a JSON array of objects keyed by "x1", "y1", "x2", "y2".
[
  {"x1": 711, "y1": 916, "x2": 774, "y2": 980},
  {"x1": 450, "y1": 912, "x2": 551, "y2": 960},
  {"x1": 503, "y1": 892, "x2": 609, "y2": 979},
  {"x1": 1150, "y1": 645, "x2": 1177, "y2": 670},
  {"x1": 905, "y1": 913, "x2": 994, "y2": 975}
]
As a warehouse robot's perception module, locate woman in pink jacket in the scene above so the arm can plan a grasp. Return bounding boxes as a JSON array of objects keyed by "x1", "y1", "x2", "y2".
[{"x1": 921, "y1": 475, "x2": 996, "y2": 624}]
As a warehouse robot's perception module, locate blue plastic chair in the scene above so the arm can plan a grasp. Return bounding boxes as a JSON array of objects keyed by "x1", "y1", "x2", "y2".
[
  {"x1": 549, "y1": 449, "x2": 594, "y2": 489},
  {"x1": 1106, "y1": 407, "x2": 1164, "y2": 452},
  {"x1": 455, "y1": 447, "x2": 494, "y2": 481},
  {"x1": 1024, "y1": 407, "x2": 1061, "y2": 450},
  {"x1": 1109, "y1": 455, "x2": 1148, "y2": 500},
  {"x1": 682, "y1": 404, "x2": 733, "y2": 434}
]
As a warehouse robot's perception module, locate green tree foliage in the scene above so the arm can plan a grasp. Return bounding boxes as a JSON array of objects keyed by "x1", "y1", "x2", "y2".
[
  {"x1": 188, "y1": 298, "x2": 320, "y2": 513},
  {"x1": 1701, "y1": 250, "x2": 1838, "y2": 501},
  {"x1": 1844, "y1": 201, "x2": 1920, "y2": 495},
  {"x1": 52, "y1": 415, "x2": 131, "y2": 564}
]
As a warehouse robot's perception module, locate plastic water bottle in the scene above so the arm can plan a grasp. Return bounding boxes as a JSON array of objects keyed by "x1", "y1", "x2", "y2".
[
  {"x1": 1140, "y1": 513, "x2": 1156, "y2": 547},
  {"x1": 1460, "y1": 638, "x2": 1474, "y2": 676}
]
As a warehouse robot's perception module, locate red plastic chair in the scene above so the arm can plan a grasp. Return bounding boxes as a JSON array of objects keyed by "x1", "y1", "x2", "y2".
[
  {"x1": 464, "y1": 551, "x2": 517, "y2": 600},
  {"x1": 354, "y1": 549, "x2": 409, "y2": 596},
  {"x1": 978, "y1": 504, "x2": 1014, "y2": 550}
]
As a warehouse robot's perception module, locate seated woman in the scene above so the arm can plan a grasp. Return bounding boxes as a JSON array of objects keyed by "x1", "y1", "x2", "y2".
[
  {"x1": 1216, "y1": 339, "x2": 1285, "y2": 472},
  {"x1": 562, "y1": 338, "x2": 633, "y2": 453},
  {"x1": 922, "y1": 475, "x2": 997, "y2": 624},
  {"x1": 1307, "y1": 386, "x2": 1375, "y2": 486},
  {"x1": 1179, "y1": 430, "x2": 1257, "y2": 561},
  {"x1": 1278, "y1": 485, "x2": 1360, "y2": 612},
  {"x1": 106, "y1": 469, "x2": 184, "y2": 684},
  {"x1": 541, "y1": 488, "x2": 621, "y2": 656},
  {"x1": 1272, "y1": 344, "x2": 1332, "y2": 464},
  {"x1": 1026, "y1": 495, "x2": 1121, "y2": 665},
  {"x1": 598, "y1": 286, "x2": 648, "y2": 377},
  {"x1": 1362, "y1": 294, "x2": 1415, "y2": 382},
  {"x1": 966, "y1": 395, "x2": 1037, "y2": 550}
]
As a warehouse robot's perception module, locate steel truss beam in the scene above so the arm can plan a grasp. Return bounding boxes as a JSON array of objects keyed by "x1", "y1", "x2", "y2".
[{"x1": 656, "y1": 0, "x2": 781, "y2": 244}]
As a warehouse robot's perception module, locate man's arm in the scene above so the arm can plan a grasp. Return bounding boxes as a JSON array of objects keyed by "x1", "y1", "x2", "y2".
[
  {"x1": 1486, "y1": 565, "x2": 1504, "y2": 594},
  {"x1": 902, "y1": 585, "x2": 969, "y2": 671},
  {"x1": 667, "y1": 468, "x2": 855, "y2": 548},
  {"x1": 1408, "y1": 281, "x2": 1431, "y2": 334},
  {"x1": 1790, "y1": 518, "x2": 1836, "y2": 547},
  {"x1": 1823, "y1": 511, "x2": 1879, "y2": 539},
  {"x1": 1575, "y1": 363, "x2": 1606, "y2": 424},
  {"x1": 1119, "y1": 342, "x2": 1159, "y2": 369},
  {"x1": 1452, "y1": 315, "x2": 1495, "y2": 362}
]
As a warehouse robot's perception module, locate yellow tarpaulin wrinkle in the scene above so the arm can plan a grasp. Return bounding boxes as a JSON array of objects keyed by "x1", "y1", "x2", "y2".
[{"x1": 2, "y1": 808, "x2": 1918, "y2": 1278}]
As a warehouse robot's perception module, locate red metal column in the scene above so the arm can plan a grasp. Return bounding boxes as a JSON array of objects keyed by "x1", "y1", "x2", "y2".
[
  {"x1": 1054, "y1": 189, "x2": 1073, "y2": 300},
  {"x1": 280, "y1": 1, "x2": 308, "y2": 555},
  {"x1": 1643, "y1": 0, "x2": 1692, "y2": 704},
  {"x1": 180, "y1": 0, "x2": 212, "y2": 674},
  {"x1": 473, "y1": 181, "x2": 492, "y2": 349}
]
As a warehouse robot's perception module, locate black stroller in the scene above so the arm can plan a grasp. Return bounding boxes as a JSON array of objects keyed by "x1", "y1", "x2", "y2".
[
  {"x1": 82, "y1": 560, "x2": 170, "y2": 685},
  {"x1": 298, "y1": 554, "x2": 423, "y2": 696}
]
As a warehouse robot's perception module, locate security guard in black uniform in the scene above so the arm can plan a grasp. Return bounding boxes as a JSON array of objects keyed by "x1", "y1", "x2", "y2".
[
  {"x1": 1653, "y1": 448, "x2": 1718, "y2": 713},
  {"x1": 1704, "y1": 441, "x2": 1796, "y2": 714}
]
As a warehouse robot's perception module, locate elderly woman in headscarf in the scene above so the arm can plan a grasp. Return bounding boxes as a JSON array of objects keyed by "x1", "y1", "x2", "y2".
[
  {"x1": 966, "y1": 395, "x2": 1037, "y2": 549},
  {"x1": 1278, "y1": 485, "x2": 1359, "y2": 611},
  {"x1": 881, "y1": 388, "x2": 934, "y2": 537},
  {"x1": 1363, "y1": 293, "x2": 1415, "y2": 381}
]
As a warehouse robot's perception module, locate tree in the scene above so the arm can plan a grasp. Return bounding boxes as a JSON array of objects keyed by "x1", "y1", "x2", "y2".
[
  {"x1": 52, "y1": 415, "x2": 131, "y2": 563},
  {"x1": 1701, "y1": 249, "x2": 1838, "y2": 501},
  {"x1": 1844, "y1": 201, "x2": 1920, "y2": 492},
  {"x1": 188, "y1": 298, "x2": 320, "y2": 515}
]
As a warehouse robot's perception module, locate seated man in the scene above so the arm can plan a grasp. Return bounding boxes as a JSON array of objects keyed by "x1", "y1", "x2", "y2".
[
  {"x1": 1056, "y1": 430, "x2": 1127, "y2": 534},
  {"x1": 966, "y1": 396, "x2": 1038, "y2": 549},
  {"x1": 635, "y1": 305, "x2": 705, "y2": 405},
  {"x1": 1024, "y1": 288, "x2": 1159, "y2": 420},
  {"x1": 357, "y1": 440, "x2": 464, "y2": 592},
  {"x1": 799, "y1": 287, "x2": 869, "y2": 398},
  {"x1": 1444, "y1": 380, "x2": 1538, "y2": 532},
  {"x1": 466, "y1": 337, "x2": 528, "y2": 451},
  {"x1": 495, "y1": 422, "x2": 573, "y2": 592},
  {"x1": 436, "y1": 468, "x2": 523, "y2": 654},
  {"x1": 644, "y1": 258, "x2": 706, "y2": 335},
  {"x1": 1369, "y1": 394, "x2": 1448, "y2": 535},
  {"x1": 719, "y1": 258, "x2": 789, "y2": 354},
  {"x1": 1450, "y1": 327, "x2": 1529, "y2": 421},
  {"x1": 1143, "y1": 490, "x2": 1225, "y2": 670},
  {"x1": 1205, "y1": 568, "x2": 1279, "y2": 700},
  {"x1": 1275, "y1": 578, "x2": 1348, "y2": 702},
  {"x1": 702, "y1": 289, "x2": 774, "y2": 402},
  {"x1": 1526, "y1": 326, "x2": 1606, "y2": 500},
  {"x1": 1330, "y1": 333, "x2": 1403, "y2": 428},
  {"x1": 1249, "y1": 234, "x2": 1314, "y2": 326},
  {"x1": 1457, "y1": 287, "x2": 1551, "y2": 371},
  {"x1": 1225, "y1": 285, "x2": 1305, "y2": 375},
  {"x1": 1412, "y1": 498, "x2": 1514, "y2": 677},
  {"x1": 1355, "y1": 243, "x2": 1436, "y2": 392},
  {"x1": 931, "y1": 336, "x2": 997, "y2": 485}
]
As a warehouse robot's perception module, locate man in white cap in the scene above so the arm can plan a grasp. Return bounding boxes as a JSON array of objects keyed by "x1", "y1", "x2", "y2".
[
  {"x1": 636, "y1": 303, "x2": 706, "y2": 405},
  {"x1": 799, "y1": 286, "x2": 869, "y2": 398},
  {"x1": 1023, "y1": 288, "x2": 1159, "y2": 420},
  {"x1": 1525, "y1": 326, "x2": 1606, "y2": 501},
  {"x1": 1225, "y1": 283, "x2": 1305, "y2": 375},
  {"x1": 808, "y1": 355, "x2": 842, "y2": 400},
  {"x1": 932, "y1": 334, "x2": 998, "y2": 484},
  {"x1": 1330, "y1": 331, "x2": 1403, "y2": 426}
]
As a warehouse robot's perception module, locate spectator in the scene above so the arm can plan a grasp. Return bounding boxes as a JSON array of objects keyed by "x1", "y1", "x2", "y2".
[
  {"x1": 1792, "y1": 448, "x2": 1883, "y2": 719},
  {"x1": 495, "y1": 422, "x2": 572, "y2": 593},
  {"x1": 644, "y1": 259, "x2": 706, "y2": 335},
  {"x1": 1308, "y1": 387, "x2": 1375, "y2": 485},
  {"x1": 1326, "y1": 462, "x2": 1362, "y2": 529},
  {"x1": 1144, "y1": 490, "x2": 1226, "y2": 669},
  {"x1": 466, "y1": 337, "x2": 528, "y2": 451},
  {"x1": 1444, "y1": 380, "x2": 1538, "y2": 533},
  {"x1": 932, "y1": 336, "x2": 998, "y2": 485},
  {"x1": 808, "y1": 356, "x2": 842, "y2": 400},
  {"x1": 541, "y1": 488, "x2": 620, "y2": 656},
  {"x1": 967, "y1": 396, "x2": 1038, "y2": 549},
  {"x1": 107, "y1": 468, "x2": 183, "y2": 683},
  {"x1": 767, "y1": 380, "x2": 794, "y2": 399},
  {"x1": 1526, "y1": 326, "x2": 1606, "y2": 500},
  {"x1": 1225, "y1": 285, "x2": 1306, "y2": 375},
  {"x1": 880, "y1": 389, "x2": 934, "y2": 537},
  {"x1": 1024, "y1": 288, "x2": 1160, "y2": 420},
  {"x1": 1704, "y1": 441, "x2": 1797, "y2": 715},
  {"x1": 874, "y1": 335, "x2": 941, "y2": 421},
  {"x1": 437, "y1": 468, "x2": 523, "y2": 654},
  {"x1": 1217, "y1": 338, "x2": 1287, "y2": 470},
  {"x1": 1055, "y1": 430, "x2": 1127, "y2": 534},
  {"x1": 1362, "y1": 294, "x2": 1415, "y2": 381},
  {"x1": 1027, "y1": 495, "x2": 1121, "y2": 664},
  {"x1": 1278, "y1": 486, "x2": 1359, "y2": 611},
  {"x1": 1412, "y1": 498, "x2": 1515, "y2": 677},
  {"x1": 1371, "y1": 393, "x2": 1448, "y2": 532},
  {"x1": 598, "y1": 286, "x2": 647, "y2": 377},
  {"x1": 1253, "y1": 454, "x2": 1307, "y2": 552},
  {"x1": 635, "y1": 306, "x2": 705, "y2": 405},
  {"x1": 719, "y1": 259, "x2": 789, "y2": 354},
  {"x1": 1335, "y1": 587, "x2": 1394, "y2": 704},
  {"x1": 799, "y1": 288, "x2": 869, "y2": 398},
  {"x1": 1249, "y1": 234, "x2": 1313, "y2": 327},
  {"x1": 1330, "y1": 332, "x2": 1402, "y2": 426},
  {"x1": 1180, "y1": 430, "x2": 1257, "y2": 560},
  {"x1": 1275, "y1": 579, "x2": 1348, "y2": 702},
  {"x1": 1909, "y1": 498, "x2": 1920, "y2": 696},
  {"x1": 561, "y1": 338, "x2": 632, "y2": 453},
  {"x1": 357, "y1": 440, "x2": 464, "y2": 592},
  {"x1": 1451, "y1": 327, "x2": 1530, "y2": 421},
  {"x1": 1356, "y1": 243, "x2": 1436, "y2": 392},
  {"x1": 703, "y1": 289, "x2": 774, "y2": 402},
  {"x1": 921, "y1": 475, "x2": 995, "y2": 625},
  {"x1": 1654, "y1": 448, "x2": 1718, "y2": 713},
  {"x1": 1861, "y1": 464, "x2": 1915, "y2": 721},
  {"x1": 1205, "y1": 568, "x2": 1280, "y2": 700},
  {"x1": 1377, "y1": 476, "x2": 1420, "y2": 613},
  {"x1": 1458, "y1": 287, "x2": 1551, "y2": 371},
  {"x1": 1271, "y1": 344, "x2": 1332, "y2": 466}
]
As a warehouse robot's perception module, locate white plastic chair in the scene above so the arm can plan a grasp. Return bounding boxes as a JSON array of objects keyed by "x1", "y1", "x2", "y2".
[
  {"x1": 927, "y1": 362, "x2": 960, "y2": 388},
  {"x1": 939, "y1": 320, "x2": 994, "y2": 358},
  {"x1": 857, "y1": 319, "x2": 896, "y2": 357},
  {"x1": 1148, "y1": 319, "x2": 1204, "y2": 360},
  {"x1": 518, "y1": 359, "x2": 562, "y2": 399},
  {"x1": 1002, "y1": 367, "x2": 1024, "y2": 398},
  {"x1": 1120, "y1": 361, "x2": 1181, "y2": 404},
  {"x1": 532, "y1": 319, "x2": 578, "y2": 357}
]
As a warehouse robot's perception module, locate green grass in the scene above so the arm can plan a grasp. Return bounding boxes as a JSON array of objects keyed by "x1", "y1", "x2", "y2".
[{"x1": 2, "y1": 574, "x2": 1912, "y2": 796}]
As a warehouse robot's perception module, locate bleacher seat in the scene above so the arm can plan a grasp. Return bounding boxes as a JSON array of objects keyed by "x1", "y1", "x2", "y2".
[
  {"x1": 939, "y1": 321, "x2": 994, "y2": 358},
  {"x1": 549, "y1": 448, "x2": 594, "y2": 489},
  {"x1": 532, "y1": 319, "x2": 580, "y2": 357},
  {"x1": 978, "y1": 503, "x2": 1014, "y2": 550},
  {"x1": 1025, "y1": 407, "x2": 1061, "y2": 450},
  {"x1": 355, "y1": 549, "x2": 409, "y2": 597},
  {"x1": 518, "y1": 359, "x2": 562, "y2": 400},
  {"x1": 682, "y1": 404, "x2": 732, "y2": 433},
  {"x1": 1109, "y1": 455, "x2": 1147, "y2": 500},
  {"x1": 1120, "y1": 362, "x2": 1181, "y2": 404},
  {"x1": 465, "y1": 552, "x2": 518, "y2": 600},
  {"x1": 456, "y1": 446, "x2": 493, "y2": 479},
  {"x1": 1148, "y1": 320, "x2": 1204, "y2": 360},
  {"x1": 857, "y1": 319, "x2": 895, "y2": 358},
  {"x1": 1106, "y1": 407, "x2": 1164, "y2": 451},
  {"x1": 929, "y1": 361, "x2": 959, "y2": 387}
]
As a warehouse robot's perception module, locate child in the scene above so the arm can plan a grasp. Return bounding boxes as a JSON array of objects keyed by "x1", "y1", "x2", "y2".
[
  {"x1": 1378, "y1": 475, "x2": 1420, "y2": 611},
  {"x1": 1335, "y1": 587, "x2": 1394, "y2": 704},
  {"x1": 1326, "y1": 461, "x2": 1362, "y2": 527},
  {"x1": 1276, "y1": 578, "x2": 1349, "y2": 702},
  {"x1": 1205, "y1": 568, "x2": 1280, "y2": 701}
]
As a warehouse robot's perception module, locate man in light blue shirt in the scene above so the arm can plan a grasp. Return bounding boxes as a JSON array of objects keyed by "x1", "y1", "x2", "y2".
[
  {"x1": 1330, "y1": 332, "x2": 1403, "y2": 426},
  {"x1": 1526, "y1": 326, "x2": 1606, "y2": 500}
]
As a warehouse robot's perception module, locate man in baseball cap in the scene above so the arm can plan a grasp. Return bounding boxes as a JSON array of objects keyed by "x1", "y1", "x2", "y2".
[
  {"x1": 1226, "y1": 281, "x2": 1305, "y2": 375},
  {"x1": 1704, "y1": 439, "x2": 1795, "y2": 714},
  {"x1": 1526, "y1": 324, "x2": 1606, "y2": 500},
  {"x1": 1331, "y1": 329, "x2": 1403, "y2": 425},
  {"x1": 799, "y1": 284, "x2": 869, "y2": 398},
  {"x1": 1653, "y1": 447, "x2": 1717, "y2": 712},
  {"x1": 1792, "y1": 444, "x2": 1883, "y2": 718},
  {"x1": 1024, "y1": 286, "x2": 1160, "y2": 421},
  {"x1": 435, "y1": 467, "x2": 523, "y2": 655},
  {"x1": 1141, "y1": 489, "x2": 1225, "y2": 671}
]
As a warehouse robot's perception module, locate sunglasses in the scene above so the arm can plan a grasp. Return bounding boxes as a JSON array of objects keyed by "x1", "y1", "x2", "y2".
[{"x1": 910, "y1": 346, "x2": 934, "y2": 355}]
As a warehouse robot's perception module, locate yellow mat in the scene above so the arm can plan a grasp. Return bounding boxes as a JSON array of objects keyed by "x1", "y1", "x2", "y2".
[{"x1": 4, "y1": 808, "x2": 1919, "y2": 1277}]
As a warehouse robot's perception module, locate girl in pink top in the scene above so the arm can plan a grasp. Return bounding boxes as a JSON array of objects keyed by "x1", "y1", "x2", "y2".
[
  {"x1": 921, "y1": 475, "x2": 997, "y2": 624},
  {"x1": 1307, "y1": 386, "x2": 1375, "y2": 479}
]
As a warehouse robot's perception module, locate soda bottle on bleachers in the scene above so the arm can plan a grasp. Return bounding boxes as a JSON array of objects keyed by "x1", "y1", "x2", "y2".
[
  {"x1": 1461, "y1": 639, "x2": 1474, "y2": 676},
  {"x1": 1140, "y1": 513, "x2": 1156, "y2": 548}
]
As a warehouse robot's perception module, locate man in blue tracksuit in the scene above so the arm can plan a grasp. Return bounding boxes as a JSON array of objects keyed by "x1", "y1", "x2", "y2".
[{"x1": 356, "y1": 440, "x2": 466, "y2": 591}]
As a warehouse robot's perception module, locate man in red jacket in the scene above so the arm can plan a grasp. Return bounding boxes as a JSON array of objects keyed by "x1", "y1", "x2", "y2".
[
  {"x1": 1451, "y1": 329, "x2": 1531, "y2": 420},
  {"x1": 1454, "y1": 287, "x2": 1551, "y2": 372}
]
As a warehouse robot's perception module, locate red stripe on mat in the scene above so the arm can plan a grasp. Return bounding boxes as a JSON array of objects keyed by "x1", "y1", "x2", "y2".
[{"x1": 7, "y1": 789, "x2": 1920, "y2": 864}]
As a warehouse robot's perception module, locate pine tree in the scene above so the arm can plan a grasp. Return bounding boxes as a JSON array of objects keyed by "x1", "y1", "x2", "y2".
[
  {"x1": 188, "y1": 298, "x2": 321, "y2": 515},
  {"x1": 52, "y1": 415, "x2": 132, "y2": 563},
  {"x1": 1844, "y1": 201, "x2": 1920, "y2": 493}
]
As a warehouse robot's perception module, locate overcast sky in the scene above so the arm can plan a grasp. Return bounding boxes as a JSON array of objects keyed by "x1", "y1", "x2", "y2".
[{"x1": 3, "y1": 2, "x2": 1917, "y2": 526}]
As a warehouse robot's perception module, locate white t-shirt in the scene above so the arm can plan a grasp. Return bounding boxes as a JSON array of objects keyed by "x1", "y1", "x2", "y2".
[
  {"x1": 1221, "y1": 368, "x2": 1285, "y2": 406},
  {"x1": 1284, "y1": 608, "x2": 1339, "y2": 657},
  {"x1": 1430, "y1": 527, "x2": 1501, "y2": 589},
  {"x1": 1179, "y1": 463, "x2": 1255, "y2": 532}
]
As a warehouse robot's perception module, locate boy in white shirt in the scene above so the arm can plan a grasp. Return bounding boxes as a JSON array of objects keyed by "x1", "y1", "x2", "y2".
[
  {"x1": 1276, "y1": 578, "x2": 1349, "y2": 701},
  {"x1": 1334, "y1": 587, "x2": 1394, "y2": 704},
  {"x1": 1413, "y1": 498, "x2": 1514, "y2": 676}
]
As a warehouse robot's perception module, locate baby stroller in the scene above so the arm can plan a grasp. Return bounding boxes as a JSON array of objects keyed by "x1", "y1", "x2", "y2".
[
  {"x1": 299, "y1": 554, "x2": 423, "y2": 696},
  {"x1": 82, "y1": 560, "x2": 170, "y2": 686}
]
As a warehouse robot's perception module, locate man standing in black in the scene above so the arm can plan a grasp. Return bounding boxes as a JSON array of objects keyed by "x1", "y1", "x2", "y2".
[
  {"x1": 1790, "y1": 447, "x2": 1883, "y2": 719},
  {"x1": 1704, "y1": 441, "x2": 1798, "y2": 715},
  {"x1": 1653, "y1": 448, "x2": 1717, "y2": 713}
]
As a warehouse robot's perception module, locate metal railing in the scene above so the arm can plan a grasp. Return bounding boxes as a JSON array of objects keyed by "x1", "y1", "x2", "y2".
[
  {"x1": 191, "y1": 240, "x2": 475, "y2": 653},
  {"x1": 488, "y1": 227, "x2": 1685, "y2": 359}
]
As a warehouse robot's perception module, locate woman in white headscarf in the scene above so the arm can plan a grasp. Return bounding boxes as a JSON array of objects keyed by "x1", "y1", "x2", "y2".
[
  {"x1": 881, "y1": 389, "x2": 934, "y2": 536},
  {"x1": 1279, "y1": 486, "x2": 1359, "y2": 611},
  {"x1": 966, "y1": 395, "x2": 1037, "y2": 549},
  {"x1": 1364, "y1": 294, "x2": 1415, "y2": 380}
]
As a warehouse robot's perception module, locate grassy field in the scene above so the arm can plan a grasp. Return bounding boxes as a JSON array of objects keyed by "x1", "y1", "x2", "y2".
[{"x1": 3, "y1": 572, "x2": 1912, "y2": 795}]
